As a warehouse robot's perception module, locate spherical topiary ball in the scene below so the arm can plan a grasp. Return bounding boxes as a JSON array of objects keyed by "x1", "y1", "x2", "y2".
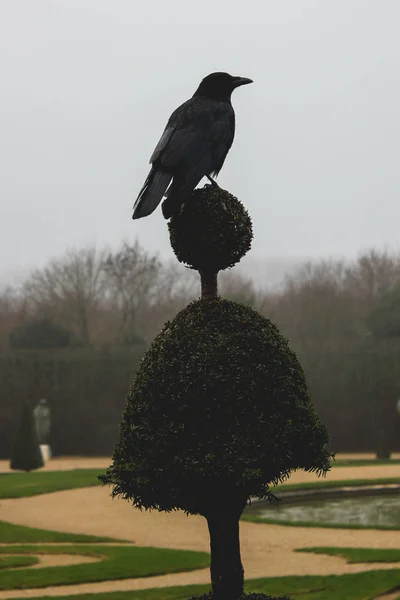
[
  {"x1": 168, "y1": 185, "x2": 253, "y2": 272},
  {"x1": 101, "y1": 298, "x2": 331, "y2": 516}
]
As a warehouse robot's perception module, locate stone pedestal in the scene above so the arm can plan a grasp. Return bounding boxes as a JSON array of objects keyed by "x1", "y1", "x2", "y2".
[{"x1": 39, "y1": 444, "x2": 51, "y2": 462}]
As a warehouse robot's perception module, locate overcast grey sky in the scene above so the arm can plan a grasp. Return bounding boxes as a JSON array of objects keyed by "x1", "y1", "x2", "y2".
[{"x1": 1, "y1": 0, "x2": 400, "y2": 285}]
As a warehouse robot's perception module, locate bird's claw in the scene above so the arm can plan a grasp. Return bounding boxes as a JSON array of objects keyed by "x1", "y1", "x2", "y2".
[{"x1": 206, "y1": 175, "x2": 220, "y2": 188}]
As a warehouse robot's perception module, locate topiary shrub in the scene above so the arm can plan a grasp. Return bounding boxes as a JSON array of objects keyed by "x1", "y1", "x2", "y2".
[
  {"x1": 169, "y1": 185, "x2": 252, "y2": 299},
  {"x1": 103, "y1": 299, "x2": 330, "y2": 515},
  {"x1": 168, "y1": 184, "x2": 253, "y2": 272},
  {"x1": 10, "y1": 402, "x2": 44, "y2": 472},
  {"x1": 101, "y1": 185, "x2": 332, "y2": 600}
]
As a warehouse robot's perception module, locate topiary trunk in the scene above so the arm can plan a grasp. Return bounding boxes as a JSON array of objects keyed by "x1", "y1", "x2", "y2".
[
  {"x1": 200, "y1": 270, "x2": 218, "y2": 299},
  {"x1": 206, "y1": 511, "x2": 244, "y2": 599}
]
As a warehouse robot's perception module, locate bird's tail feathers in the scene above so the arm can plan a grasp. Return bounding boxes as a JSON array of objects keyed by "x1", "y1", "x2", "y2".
[
  {"x1": 132, "y1": 168, "x2": 172, "y2": 220},
  {"x1": 161, "y1": 176, "x2": 200, "y2": 219}
]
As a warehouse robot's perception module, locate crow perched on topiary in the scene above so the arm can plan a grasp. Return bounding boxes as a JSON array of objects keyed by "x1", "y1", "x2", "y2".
[{"x1": 132, "y1": 72, "x2": 252, "y2": 220}]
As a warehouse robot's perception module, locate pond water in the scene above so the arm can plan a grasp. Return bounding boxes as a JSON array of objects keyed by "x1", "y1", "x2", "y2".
[{"x1": 245, "y1": 494, "x2": 400, "y2": 527}]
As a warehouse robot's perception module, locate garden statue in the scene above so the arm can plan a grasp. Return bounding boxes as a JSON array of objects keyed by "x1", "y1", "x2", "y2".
[
  {"x1": 33, "y1": 398, "x2": 51, "y2": 462},
  {"x1": 34, "y1": 398, "x2": 51, "y2": 444}
]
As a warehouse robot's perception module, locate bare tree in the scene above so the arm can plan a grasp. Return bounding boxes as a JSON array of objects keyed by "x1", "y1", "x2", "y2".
[
  {"x1": 102, "y1": 241, "x2": 162, "y2": 344},
  {"x1": 23, "y1": 247, "x2": 107, "y2": 346},
  {"x1": 0, "y1": 286, "x2": 28, "y2": 350},
  {"x1": 345, "y1": 249, "x2": 400, "y2": 309},
  {"x1": 219, "y1": 271, "x2": 256, "y2": 306},
  {"x1": 277, "y1": 259, "x2": 353, "y2": 350}
]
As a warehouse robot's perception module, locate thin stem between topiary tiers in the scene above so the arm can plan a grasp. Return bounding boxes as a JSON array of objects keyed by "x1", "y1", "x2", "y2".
[{"x1": 200, "y1": 271, "x2": 218, "y2": 299}]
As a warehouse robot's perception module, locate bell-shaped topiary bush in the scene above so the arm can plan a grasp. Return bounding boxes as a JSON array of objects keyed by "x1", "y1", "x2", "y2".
[
  {"x1": 10, "y1": 402, "x2": 44, "y2": 472},
  {"x1": 101, "y1": 186, "x2": 332, "y2": 600},
  {"x1": 104, "y1": 298, "x2": 330, "y2": 512}
]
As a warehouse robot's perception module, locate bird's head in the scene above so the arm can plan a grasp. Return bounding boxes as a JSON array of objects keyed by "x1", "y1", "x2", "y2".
[{"x1": 194, "y1": 72, "x2": 253, "y2": 102}]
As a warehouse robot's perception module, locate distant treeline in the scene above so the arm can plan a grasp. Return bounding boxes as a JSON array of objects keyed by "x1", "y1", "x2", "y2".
[{"x1": 1, "y1": 243, "x2": 400, "y2": 457}]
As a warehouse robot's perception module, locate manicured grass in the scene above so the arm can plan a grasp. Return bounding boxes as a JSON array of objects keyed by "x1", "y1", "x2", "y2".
[
  {"x1": 244, "y1": 571, "x2": 400, "y2": 600},
  {"x1": 0, "y1": 555, "x2": 38, "y2": 570},
  {"x1": 298, "y1": 547, "x2": 400, "y2": 563},
  {"x1": 0, "y1": 469, "x2": 101, "y2": 499},
  {"x1": 0, "y1": 520, "x2": 119, "y2": 543},
  {"x1": 334, "y1": 459, "x2": 400, "y2": 467},
  {"x1": 8, "y1": 570, "x2": 400, "y2": 600},
  {"x1": 0, "y1": 544, "x2": 210, "y2": 590}
]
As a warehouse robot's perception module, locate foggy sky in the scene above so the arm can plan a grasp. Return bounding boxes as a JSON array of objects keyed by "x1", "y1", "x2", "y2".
[{"x1": 1, "y1": 0, "x2": 400, "y2": 286}]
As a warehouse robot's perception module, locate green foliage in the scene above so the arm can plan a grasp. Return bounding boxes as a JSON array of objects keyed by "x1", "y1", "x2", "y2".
[
  {"x1": 0, "y1": 469, "x2": 102, "y2": 499},
  {"x1": 101, "y1": 298, "x2": 332, "y2": 515},
  {"x1": 10, "y1": 402, "x2": 43, "y2": 472},
  {"x1": 168, "y1": 185, "x2": 253, "y2": 272},
  {"x1": 9, "y1": 318, "x2": 73, "y2": 349},
  {"x1": 0, "y1": 545, "x2": 210, "y2": 590}
]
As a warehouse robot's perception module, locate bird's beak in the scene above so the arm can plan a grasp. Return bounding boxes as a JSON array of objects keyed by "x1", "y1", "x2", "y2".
[{"x1": 232, "y1": 76, "x2": 253, "y2": 88}]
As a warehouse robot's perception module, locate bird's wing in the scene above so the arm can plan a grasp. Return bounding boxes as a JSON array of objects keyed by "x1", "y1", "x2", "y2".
[
  {"x1": 148, "y1": 99, "x2": 196, "y2": 165},
  {"x1": 150, "y1": 99, "x2": 234, "y2": 177},
  {"x1": 149, "y1": 126, "x2": 175, "y2": 164},
  {"x1": 160, "y1": 101, "x2": 234, "y2": 170}
]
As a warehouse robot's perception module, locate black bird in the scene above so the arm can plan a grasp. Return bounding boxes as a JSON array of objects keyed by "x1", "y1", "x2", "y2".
[{"x1": 132, "y1": 72, "x2": 253, "y2": 220}]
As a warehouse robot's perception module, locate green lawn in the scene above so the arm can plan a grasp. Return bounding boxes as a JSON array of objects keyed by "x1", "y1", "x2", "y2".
[
  {"x1": 0, "y1": 544, "x2": 210, "y2": 590},
  {"x1": 0, "y1": 520, "x2": 119, "y2": 543},
  {"x1": 2, "y1": 544, "x2": 399, "y2": 599},
  {"x1": 298, "y1": 546, "x2": 400, "y2": 563},
  {"x1": 0, "y1": 555, "x2": 38, "y2": 570},
  {"x1": 7, "y1": 570, "x2": 400, "y2": 600},
  {"x1": 0, "y1": 469, "x2": 102, "y2": 499}
]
